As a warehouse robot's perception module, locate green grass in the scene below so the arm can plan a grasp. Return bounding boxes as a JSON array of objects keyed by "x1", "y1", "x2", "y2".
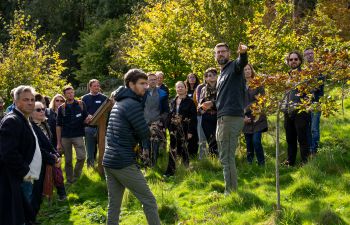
[{"x1": 38, "y1": 97, "x2": 350, "y2": 225}]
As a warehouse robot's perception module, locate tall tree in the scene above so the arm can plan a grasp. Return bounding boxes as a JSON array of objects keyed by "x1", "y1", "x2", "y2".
[{"x1": 0, "y1": 10, "x2": 67, "y2": 102}]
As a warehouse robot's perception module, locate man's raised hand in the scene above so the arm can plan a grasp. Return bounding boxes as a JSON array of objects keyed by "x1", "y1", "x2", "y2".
[{"x1": 237, "y1": 42, "x2": 248, "y2": 54}]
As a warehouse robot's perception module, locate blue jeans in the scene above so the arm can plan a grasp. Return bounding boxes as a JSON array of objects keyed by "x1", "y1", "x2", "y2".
[
  {"x1": 21, "y1": 181, "x2": 33, "y2": 203},
  {"x1": 244, "y1": 132, "x2": 265, "y2": 165},
  {"x1": 310, "y1": 112, "x2": 321, "y2": 153},
  {"x1": 85, "y1": 127, "x2": 98, "y2": 166}
]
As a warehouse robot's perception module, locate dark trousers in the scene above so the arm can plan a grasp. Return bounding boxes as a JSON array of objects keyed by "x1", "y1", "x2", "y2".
[
  {"x1": 187, "y1": 133, "x2": 198, "y2": 159},
  {"x1": 244, "y1": 132, "x2": 265, "y2": 165},
  {"x1": 165, "y1": 132, "x2": 190, "y2": 175},
  {"x1": 284, "y1": 112, "x2": 310, "y2": 165},
  {"x1": 201, "y1": 113, "x2": 218, "y2": 156}
]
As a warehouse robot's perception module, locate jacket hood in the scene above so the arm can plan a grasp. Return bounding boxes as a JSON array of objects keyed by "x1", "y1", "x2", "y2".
[{"x1": 114, "y1": 86, "x2": 142, "y2": 102}]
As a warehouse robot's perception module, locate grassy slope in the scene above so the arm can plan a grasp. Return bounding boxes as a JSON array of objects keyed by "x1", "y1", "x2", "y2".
[{"x1": 38, "y1": 97, "x2": 350, "y2": 225}]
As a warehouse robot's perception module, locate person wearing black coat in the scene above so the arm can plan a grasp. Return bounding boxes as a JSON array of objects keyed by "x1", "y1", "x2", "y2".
[
  {"x1": 165, "y1": 81, "x2": 198, "y2": 176},
  {"x1": 0, "y1": 86, "x2": 38, "y2": 225},
  {"x1": 283, "y1": 51, "x2": 310, "y2": 166},
  {"x1": 30, "y1": 101, "x2": 66, "y2": 221},
  {"x1": 242, "y1": 64, "x2": 268, "y2": 166}
]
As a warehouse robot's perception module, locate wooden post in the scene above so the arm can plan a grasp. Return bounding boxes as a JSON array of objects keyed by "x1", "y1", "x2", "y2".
[
  {"x1": 89, "y1": 99, "x2": 113, "y2": 176},
  {"x1": 97, "y1": 113, "x2": 107, "y2": 175}
]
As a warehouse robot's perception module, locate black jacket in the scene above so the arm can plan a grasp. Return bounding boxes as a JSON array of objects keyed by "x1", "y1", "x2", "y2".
[
  {"x1": 242, "y1": 86, "x2": 268, "y2": 134},
  {"x1": 31, "y1": 121, "x2": 58, "y2": 166},
  {"x1": 215, "y1": 53, "x2": 248, "y2": 117},
  {"x1": 168, "y1": 96, "x2": 197, "y2": 135},
  {"x1": 56, "y1": 100, "x2": 88, "y2": 138},
  {"x1": 46, "y1": 108, "x2": 58, "y2": 147},
  {"x1": 0, "y1": 108, "x2": 36, "y2": 225},
  {"x1": 103, "y1": 86, "x2": 150, "y2": 169}
]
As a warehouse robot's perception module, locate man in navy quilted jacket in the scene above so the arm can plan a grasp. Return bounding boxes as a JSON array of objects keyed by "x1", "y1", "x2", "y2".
[{"x1": 103, "y1": 69, "x2": 161, "y2": 225}]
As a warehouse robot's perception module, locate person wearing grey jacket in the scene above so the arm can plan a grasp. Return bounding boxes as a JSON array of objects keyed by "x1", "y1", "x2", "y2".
[{"x1": 103, "y1": 69, "x2": 161, "y2": 225}]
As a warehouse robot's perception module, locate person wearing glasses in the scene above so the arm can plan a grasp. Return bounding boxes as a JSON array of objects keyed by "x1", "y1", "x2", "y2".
[
  {"x1": 282, "y1": 51, "x2": 310, "y2": 166},
  {"x1": 82, "y1": 79, "x2": 107, "y2": 168},
  {"x1": 30, "y1": 101, "x2": 67, "y2": 220},
  {"x1": 201, "y1": 42, "x2": 248, "y2": 194},
  {"x1": 185, "y1": 73, "x2": 200, "y2": 99},
  {"x1": 47, "y1": 94, "x2": 66, "y2": 148},
  {"x1": 198, "y1": 68, "x2": 219, "y2": 157}
]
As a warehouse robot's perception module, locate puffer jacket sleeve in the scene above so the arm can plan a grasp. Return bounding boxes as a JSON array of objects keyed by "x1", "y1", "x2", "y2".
[{"x1": 125, "y1": 101, "x2": 150, "y2": 149}]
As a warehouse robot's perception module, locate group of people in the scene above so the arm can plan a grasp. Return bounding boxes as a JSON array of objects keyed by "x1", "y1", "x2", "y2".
[{"x1": 0, "y1": 42, "x2": 324, "y2": 225}]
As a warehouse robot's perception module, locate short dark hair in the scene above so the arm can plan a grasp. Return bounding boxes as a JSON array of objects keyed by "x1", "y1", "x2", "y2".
[
  {"x1": 204, "y1": 67, "x2": 218, "y2": 77},
  {"x1": 288, "y1": 50, "x2": 303, "y2": 65},
  {"x1": 63, "y1": 85, "x2": 74, "y2": 94},
  {"x1": 124, "y1": 69, "x2": 147, "y2": 88},
  {"x1": 214, "y1": 43, "x2": 230, "y2": 51},
  {"x1": 34, "y1": 93, "x2": 44, "y2": 102}
]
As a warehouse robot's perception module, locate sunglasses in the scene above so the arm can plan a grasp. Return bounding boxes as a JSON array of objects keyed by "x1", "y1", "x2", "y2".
[
  {"x1": 35, "y1": 108, "x2": 45, "y2": 112},
  {"x1": 289, "y1": 58, "x2": 299, "y2": 62},
  {"x1": 55, "y1": 99, "x2": 65, "y2": 103}
]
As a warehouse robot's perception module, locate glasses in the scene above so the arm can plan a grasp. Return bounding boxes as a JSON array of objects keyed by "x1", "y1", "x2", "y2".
[
  {"x1": 289, "y1": 58, "x2": 299, "y2": 62},
  {"x1": 216, "y1": 50, "x2": 228, "y2": 54},
  {"x1": 189, "y1": 77, "x2": 196, "y2": 79},
  {"x1": 35, "y1": 108, "x2": 45, "y2": 112},
  {"x1": 205, "y1": 74, "x2": 217, "y2": 78},
  {"x1": 55, "y1": 99, "x2": 65, "y2": 103}
]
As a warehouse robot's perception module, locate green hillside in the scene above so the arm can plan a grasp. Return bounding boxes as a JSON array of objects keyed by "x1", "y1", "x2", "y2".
[{"x1": 38, "y1": 98, "x2": 350, "y2": 225}]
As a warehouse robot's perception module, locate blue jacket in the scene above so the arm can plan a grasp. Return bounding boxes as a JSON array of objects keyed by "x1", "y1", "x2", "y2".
[
  {"x1": 142, "y1": 87, "x2": 169, "y2": 114},
  {"x1": 103, "y1": 86, "x2": 150, "y2": 169}
]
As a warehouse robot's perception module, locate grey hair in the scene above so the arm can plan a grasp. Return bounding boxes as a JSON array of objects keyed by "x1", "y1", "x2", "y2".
[{"x1": 14, "y1": 85, "x2": 35, "y2": 101}]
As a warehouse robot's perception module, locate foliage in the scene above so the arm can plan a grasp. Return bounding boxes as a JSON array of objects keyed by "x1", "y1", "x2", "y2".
[
  {"x1": 247, "y1": 1, "x2": 350, "y2": 116},
  {"x1": 122, "y1": 0, "x2": 260, "y2": 88},
  {"x1": 74, "y1": 18, "x2": 126, "y2": 85},
  {"x1": 0, "y1": 10, "x2": 66, "y2": 101}
]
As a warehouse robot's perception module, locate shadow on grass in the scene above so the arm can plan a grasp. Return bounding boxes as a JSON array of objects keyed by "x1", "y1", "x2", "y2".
[
  {"x1": 37, "y1": 200, "x2": 73, "y2": 225},
  {"x1": 38, "y1": 170, "x2": 108, "y2": 224}
]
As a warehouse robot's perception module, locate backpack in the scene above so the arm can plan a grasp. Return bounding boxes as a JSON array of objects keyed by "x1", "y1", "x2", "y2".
[{"x1": 60, "y1": 100, "x2": 84, "y2": 117}]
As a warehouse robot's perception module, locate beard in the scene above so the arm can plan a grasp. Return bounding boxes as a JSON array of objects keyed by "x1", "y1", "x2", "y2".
[{"x1": 217, "y1": 57, "x2": 229, "y2": 65}]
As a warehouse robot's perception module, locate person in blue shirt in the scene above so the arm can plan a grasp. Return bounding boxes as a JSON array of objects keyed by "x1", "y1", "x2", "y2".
[
  {"x1": 81, "y1": 79, "x2": 107, "y2": 167},
  {"x1": 5, "y1": 88, "x2": 16, "y2": 114}
]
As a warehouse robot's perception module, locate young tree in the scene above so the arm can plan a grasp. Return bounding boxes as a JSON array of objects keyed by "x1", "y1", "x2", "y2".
[
  {"x1": 247, "y1": 1, "x2": 350, "y2": 212},
  {"x1": 0, "y1": 10, "x2": 66, "y2": 101}
]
